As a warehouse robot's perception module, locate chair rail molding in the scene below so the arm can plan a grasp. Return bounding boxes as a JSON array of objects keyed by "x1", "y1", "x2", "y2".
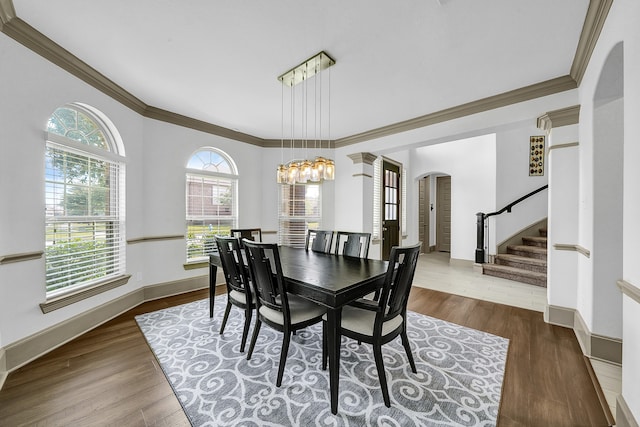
[
  {"x1": 0, "y1": 251, "x2": 43, "y2": 264},
  {"x1": 127, "y1": 235, "x2": 184, "y2": 244},
  {"x1": 617, "y1": 279, "x2": 640, "y2": 305},
  {"x1": 553, "y1": 243, "x2": 591, "y2": 258}
]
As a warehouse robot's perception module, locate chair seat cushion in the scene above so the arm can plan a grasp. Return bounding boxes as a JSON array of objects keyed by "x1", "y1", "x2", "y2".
[
  {"x1": 229, "y1": 289, "x2": 255, "y2": 305},
  {"x1": 259, "y1": 294, "x2": 326, "y2": 326},
  {"x1": 336, "y1": 305, "x2": 404, "y2": 337}
]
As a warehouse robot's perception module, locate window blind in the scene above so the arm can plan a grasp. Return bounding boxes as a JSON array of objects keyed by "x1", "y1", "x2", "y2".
[
  {"x1": 45, "y1": 144, "x2": 125, "y2": 294},
  {"x1": 186, "y1": 173, "x2": 237, "y2": 260},
  {"x1": 278, "y1": 183, "x2": 321, "y2": 248},
  {"x1": 372, "y1": 157, "x2": 382, "y2": 240}
]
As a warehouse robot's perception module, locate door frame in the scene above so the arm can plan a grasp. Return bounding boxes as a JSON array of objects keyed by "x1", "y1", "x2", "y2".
[{"x1": 380, "y1": 157, "x2": 403, "y2": 260}]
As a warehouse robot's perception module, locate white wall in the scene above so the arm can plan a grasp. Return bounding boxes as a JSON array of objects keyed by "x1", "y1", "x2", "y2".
[
  {"x1": 618, "y1": 0, "x2": 640, "y2": 421},
  {"x1": 0, "y1": 31, "x2": 269, "y2": 348},
  {"x1": 546, "y1": 124, "x2": 579, "y2": 310},
  {"x1": 493, "y1": 124, "x2": 549, "y2": 249},
  {"x1": 411, "y1": 134, "x2": 496, "y2": 261},
  {"x1": 0, "y1": 33, "x2": 145, "y2": 347},
  {"x1": 578, "y1": 0, "x2": 640, "y2": 421}
]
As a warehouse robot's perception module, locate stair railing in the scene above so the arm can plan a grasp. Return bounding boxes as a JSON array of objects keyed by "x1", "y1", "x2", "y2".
[{"x1": 475, "y1": 185, "x2": 548, "y2": 263}]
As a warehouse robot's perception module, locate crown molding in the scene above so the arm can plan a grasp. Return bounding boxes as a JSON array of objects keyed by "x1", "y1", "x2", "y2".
[
  {"x1": 347, "y1": 152, "x2": 378, "y2": 165},
  {"x1": 335, "y1": 75, "x2": 577, "y2": 148},
  {"x1": 143, "y1": 106, "x2": 265, "y2": 147},
  {"x1": 0, "y1": 0, "x2": 16, "y2": 27},
  {"x1": 2, "y1": 0, "x2": 609, "y2": 148},
  {"x1": 2, "y1": 16, "x2": 148, "y2": 115},
  {"x1": 570, "y1": 0, "x2": 614, "y2": 86},
  {"x1": 537, "y1": 105, "x2": 581, "y2": 131}
]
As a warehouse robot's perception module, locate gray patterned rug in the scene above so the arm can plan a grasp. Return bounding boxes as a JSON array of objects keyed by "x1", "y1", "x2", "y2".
[{"x1": 135, "y1": 296, "x2": 508, "y2": 426}]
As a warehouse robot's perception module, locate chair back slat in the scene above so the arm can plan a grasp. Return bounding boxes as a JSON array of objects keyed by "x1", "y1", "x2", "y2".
[
  {"x1": 335, "y1": 231, "x2": 371, "y2": 258},
  {"x1": 231, "y1": 228, "x2": 262, "y2": 244},
  {"x1": 215, "y1": 236, "x2": 250, "y2": 296},
  {"x1": 305, "y1": 230, "x2": 334, "y2": 253},
  {"x1": 243, "y1": 240, "x2": 287, "y2": 314},
  {"x1": 377, "y1": 243, "x2": 422, "y2": 323}
]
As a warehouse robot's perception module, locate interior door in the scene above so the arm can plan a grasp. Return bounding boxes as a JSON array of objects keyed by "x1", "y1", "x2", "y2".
[
  {"x1": 418, "y1": 176, "x2": 430, "y2": 253},
  {"x1": 381, "y1": 160, "x2": 400, "y2": 260},
  {"x1": 436, "y1": 175, "x2": 451, "y2": 252}
]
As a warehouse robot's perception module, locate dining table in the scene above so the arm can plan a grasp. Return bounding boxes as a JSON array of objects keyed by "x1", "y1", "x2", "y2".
[{"x1": 209, "y1": 245, "x2": 389, "y2": 415}]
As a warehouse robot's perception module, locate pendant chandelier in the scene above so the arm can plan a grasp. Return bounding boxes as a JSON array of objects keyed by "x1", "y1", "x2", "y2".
[{"x1": 276, "y1": 51, "x2": 335, "y2": 184}]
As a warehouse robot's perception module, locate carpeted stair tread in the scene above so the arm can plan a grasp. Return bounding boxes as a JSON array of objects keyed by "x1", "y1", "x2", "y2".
[
  {"x1": 482, "y1": 264, "x2": 547, "y2": 287},
  {"x1": 495, "y1": 254, "x2": 547, "y2": 273},
  {"x1": 522, "y1": 236, "x2": 548, "y2": 247},
  {"x1": 507, "y1": 244, "x2": 547, "y2": 260}
]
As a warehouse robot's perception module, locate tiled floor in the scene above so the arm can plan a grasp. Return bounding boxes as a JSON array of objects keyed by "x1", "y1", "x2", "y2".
[
  {"x1": 413, "y1": 251, "x2": 622, "y2": 422},
  {"x1": 412, "y1": 251, "x2": 547, "y2": 312}
]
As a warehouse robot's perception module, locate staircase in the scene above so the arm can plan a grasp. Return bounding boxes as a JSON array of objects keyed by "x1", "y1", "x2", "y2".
[{"x1": 482, "y1": 228, "x2": 547, "y2": 287}]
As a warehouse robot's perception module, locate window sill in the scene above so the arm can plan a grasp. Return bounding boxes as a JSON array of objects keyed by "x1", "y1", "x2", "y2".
[
  {"x1": 183, "y1": 261, "x2": 209, "y2": 270},
  {"x1": 40, "y1": 274, "x2": 132, "y2": 314}
]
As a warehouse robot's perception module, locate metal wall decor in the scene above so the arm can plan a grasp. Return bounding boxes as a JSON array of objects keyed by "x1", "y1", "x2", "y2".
[{"x1": 529, "y1": 135, "x2": 545, "y2": 176}]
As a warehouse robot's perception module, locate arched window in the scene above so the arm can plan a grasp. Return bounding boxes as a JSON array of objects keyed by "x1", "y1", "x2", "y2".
[
  {"x1": 45, "y1": 104, "x2": 126, "y2": 296},
  {"x1": 186, "y1": 148, "x2": 238, "y2": 261}
]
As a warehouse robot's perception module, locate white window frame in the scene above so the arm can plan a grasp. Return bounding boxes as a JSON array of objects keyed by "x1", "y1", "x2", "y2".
[
  {"x1": 44, "y1": 104, "x2": 127, "y2": 304},
  {"x1": 185, "y1": 148, "x2": 238, "y2": 262}
]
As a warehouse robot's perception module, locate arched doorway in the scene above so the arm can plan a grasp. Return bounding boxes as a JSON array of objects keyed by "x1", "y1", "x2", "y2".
[{"x1": 591, "y1": 42, "x2": 624, "y2": 344}]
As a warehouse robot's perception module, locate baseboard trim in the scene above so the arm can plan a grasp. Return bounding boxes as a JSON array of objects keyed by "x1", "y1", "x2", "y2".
[
  {"x1": 450, "y1": 258, "x2": 473, "y2": 268},
  {"x1": 574, "y1": 309, "x2": 622, "y2": 365},
  {"x1": 583, "y1": 355, "x2": 616, "y2": 426},
  {"x1": 544, "y1": 305, "x2": 622, "y2": 365},
  {"x1": 617, "y1": 394, "x2": 640, "y2": 427},
  {"x1": 0, "y1": 348, "x2": 6, "y2": 390},
  {"x1": 545, "y1": 305, "x2": 575, "y2": 328},
  {"x1": 1, "y1": 275, "x2": 211, "y2": 381}
]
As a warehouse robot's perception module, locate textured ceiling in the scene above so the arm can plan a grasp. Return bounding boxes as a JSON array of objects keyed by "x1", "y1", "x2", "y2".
[{"x1": 13, "y1": 0, "x2": 590, "y2": 140}]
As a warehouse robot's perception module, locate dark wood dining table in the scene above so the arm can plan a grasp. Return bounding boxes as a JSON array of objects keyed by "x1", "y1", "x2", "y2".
[{"x1": 209, "y1": 245, "x2": 389, "y2": 414}]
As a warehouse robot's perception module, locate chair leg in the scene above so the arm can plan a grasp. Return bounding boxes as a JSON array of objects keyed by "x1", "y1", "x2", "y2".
[
  {"x1": 239, "y1": 308, "x2": 252, "y2": 353},
  {"x1": 401, "y1": 330, "x2": 417, "y2": 373},
  {"x1": 220, "y1": 301, "x2": 232, "y2": 335},
  {"x1": 373, "y1": 344, "x2": 391, "y2": 407},
  {"x1": 322, "y1": 322, "x2": 327, "y2": 370},
  {"x1": 276, "y1": 331, "x2": 292, "y2": 387},
  {"x1": 247, "y1": 319, "x2": 262, "y2": 360}
]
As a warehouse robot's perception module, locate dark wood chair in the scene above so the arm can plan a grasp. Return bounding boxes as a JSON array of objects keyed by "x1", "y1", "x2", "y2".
[
  {"x1": 322, "y1": 242, "x2": 422, "y2": 407},
  {"x1": 215, "y1": 236, "x2": 254, "y2": 352},
  {"x1": 243, "y1": 240, "x2": 326, "y2": 387},
  {"x1": 230, "y1": 228, "x2": 262, "y2": 243},
  {"x1": 334, "y1": 231, "x2": 371, "y2": 258},
  {"x1": 305, "y1": 229, "x2": 333, "y2": 253}
]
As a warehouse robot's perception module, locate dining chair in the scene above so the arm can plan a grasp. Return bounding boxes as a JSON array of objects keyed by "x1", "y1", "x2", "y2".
[
  {"x1": 305, "y1": 229, "x2": 334, "y2": 253},
  {"x1": 243, "y1": 239, "x2": 327, "y2": 387},
  {"x1": 334, "y1": 231, "x2": 371, "y2": 258},
  {"x1": 230, "y1": 228, "x2": 262, "y2": 243},
  {"x1": 322, "y1": 242, "x2": 422, "y2": 407},
  {"x1": 215, "y1": 236, "x2": 254, "y2": 353}
]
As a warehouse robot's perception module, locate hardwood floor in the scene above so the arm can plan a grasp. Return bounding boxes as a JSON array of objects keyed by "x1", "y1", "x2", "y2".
[{"x1": 0, "y1": 285, "x2": 608, "y2": 426}]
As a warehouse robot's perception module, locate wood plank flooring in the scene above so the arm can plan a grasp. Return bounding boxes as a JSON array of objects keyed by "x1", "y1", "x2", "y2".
[{"x1": 0, "y1": 286, "x2": 608, "y2": 426}]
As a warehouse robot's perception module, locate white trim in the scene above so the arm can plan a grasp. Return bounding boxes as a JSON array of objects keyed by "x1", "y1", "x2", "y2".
[
  {"x1": 46, "y1": 132, "x2": 124, "y2": 163},
  {"x1": 1, "y1": 276, "x2": 210, "y2": 378},
  {"x1": 617, "y1": 394, "x2": 640, "y2": 427}
]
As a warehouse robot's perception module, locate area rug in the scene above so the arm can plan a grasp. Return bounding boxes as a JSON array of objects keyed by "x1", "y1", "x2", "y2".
[{"x1": 135, "y1": 296, "x2": 508, "y2": 426}]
